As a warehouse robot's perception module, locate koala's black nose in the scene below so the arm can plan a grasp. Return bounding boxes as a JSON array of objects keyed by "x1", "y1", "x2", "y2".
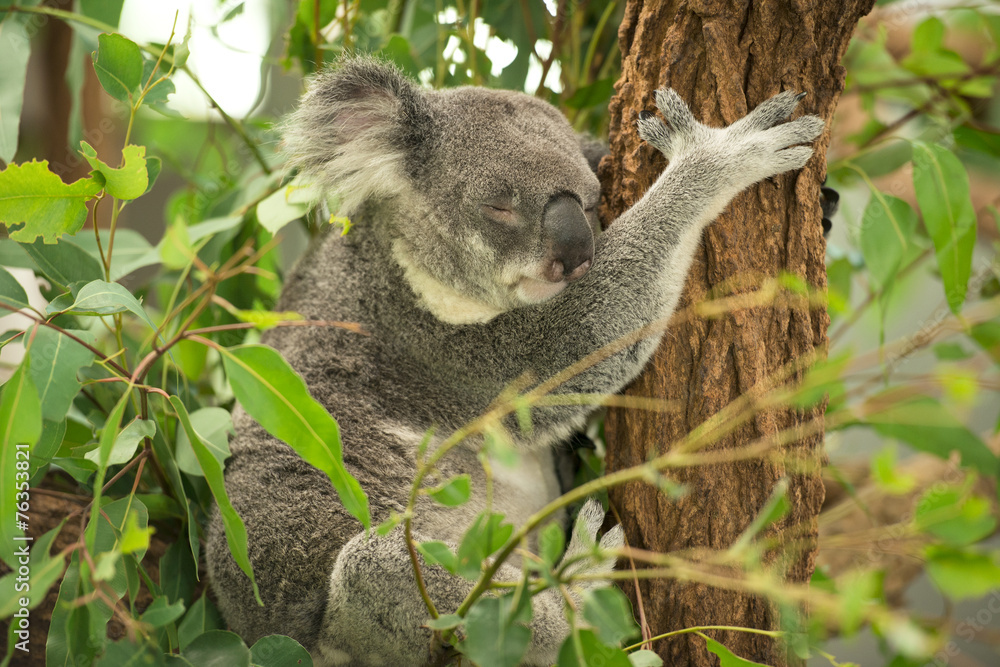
[{"x1": 542, "y1": 194, "x2": 594, "y2": 283}]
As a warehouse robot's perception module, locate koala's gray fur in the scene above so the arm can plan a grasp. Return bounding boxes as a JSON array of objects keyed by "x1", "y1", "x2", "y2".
[{"x1": 206, "y1": 57, "x2": 823, "y2": 666}]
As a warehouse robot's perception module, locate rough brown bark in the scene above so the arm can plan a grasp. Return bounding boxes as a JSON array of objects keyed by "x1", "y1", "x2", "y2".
[{"x1": 598, "y1": 2, "x2": 875, "y2": 666}]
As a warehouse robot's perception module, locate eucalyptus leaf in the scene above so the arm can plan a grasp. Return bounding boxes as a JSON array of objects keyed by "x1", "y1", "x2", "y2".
[
  {"x1": 556, "y1": 628, "x2": 632, "y2": 666},
  {"x1": 912, "y1": 142, "x2": 976, "y2": 313},
  {"x1": 0, "y1": 359, "x2": 41, "y2": 568},
  {"x1": 0, "y1": 265, "x2": 29, "y2": 311},
  {"x1": 0, "y1": 160, "x2": 102, "y2": 243},
  {"x1": 182, "y1": 630, "x2": 251, "y2": 667},
  {"x1": 68, "y1": 279, "x2": 158, "y2": 331},
  {"x1": 22, "y1": 237, "x2": 104, "y2": 289},
  {"x1": 27, "y1": 324, "x2": 95, "y2": 422},
  {"x1": 171, "y1": 396, "x2": 261, "y2": 605},
  {"x1": 92, "y1": 32, "x2": 144, "y2": 102},
  {"x1": 84, "y1": 417, "x2": 155, "y2": 466},
  {"x1": 219, "y1": 344, "x2": 370, "y2": 529},
  {"x1": 249, "y1": 634, "x2": 314, "y2": 667},
  {"x1": 0, "y1": 13, "x2": 30, "y2": 163}
]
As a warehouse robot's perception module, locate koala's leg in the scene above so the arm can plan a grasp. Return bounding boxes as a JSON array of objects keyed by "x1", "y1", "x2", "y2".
[{"x1": 316, "y1": 500, "x2": 622, "y2": 667}]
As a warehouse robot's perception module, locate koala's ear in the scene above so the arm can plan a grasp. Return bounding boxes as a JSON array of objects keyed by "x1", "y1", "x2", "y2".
[
  {"x1": 282, "y1": 57, "x2": 433, "y2": 217},
  {"x1": 577, "y1": 134, "x2": 608, "y2": 174}
]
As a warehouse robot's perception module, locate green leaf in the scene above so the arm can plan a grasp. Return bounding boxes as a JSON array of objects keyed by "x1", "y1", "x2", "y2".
[
  {"x1": 0, "y1": 265, "x2": 30, "y2": 311},
  {"x1": 871, "y1": 445, "x2": 916, "y2": 495},
  {"x1": 564, "y1": 78, "x2": 615, "y2": 110},
  {"x1": 0, "y1": 359, "x2": 41, "y2": 568},
  {"x1": 969, "y1": 322, "x2": 1000, "y2": 364},
  {"x1": 219, "y1": 344, "x2": 370, "y2": 529},
  {"x1": 79, "y1": 0, "x2": 125, "y2": 30},
  {"x1": 119, "y1": 508, "x2": 153, "y2": 554},
  {"x1": 21, "y1": 236, "x2": 104, "y2": 289},
  {"x1": 859, "y1": 194, "x2": 917, "y2": 293},
  {"x1": 230, "y1": 309, "x2": 304, "y2": 331},
  {"x1": 174, "y1": 407, "x2": 233, "y2": 477},
  {"x1": 181, "y1": 630, "x2": 251, "y2": 667},
  {"x1": 461, "y1": 595, "x2": 531, "y2": 667},
  {"x1": 84, "y1": 417, "x2": 155, "y2": 467},
  {"x1": 92, "y1": 32, "x2": 144, "y2": 102},
  {"x1": 27, "y1": 325, "x2": 95, "y2": 422},
  {"x1": 85, "y1": 392, "x2": 129, "y2": 550},
  {"x1": 582, "y1": 587, "x2": 638, "y2": 645},
  {"x1": 159, "y1": 218, "x2": 193, "y2": 270},
  {"x1": 160, "y1": 537, "x2": 197, "y2": 605},
  {"x1": 87, "y1": 497, "x2": 151, "y2": 596},
  {"x1": 67, "y1": 279, "x2": 158, "y2": 331},
  {"x1": 256, "y1": 178, "x2": 322, "y2": 235},
  {"x1": 932, "y1": 342, "x2": 972, "y2": 361},
  {"x1": 149, "y1": 427, "x2": 201, "y2": 573},
  {"x1": 915, "y1": 486, "x2": 996, "y2": 546},
  {"x1": 911, "y1": 142, "x2": 977, "y2": 313},
  {"x1": 178, "y1": 594, "x2": 225, "y2": 650},
  {"x1": 456, "y1": 512, "x2": 513, "y2": 580},
  {"x1": 140, "y1": 596, "x2": 186, "y2": 628},
  {"x1": 95, "y1": 638, "x2": 168, "y2": 666},
  {"x1": 925, "y1": 546, "x2": 1000, "y2": 600},
  {"x1": 628, "y1": 650, "x2": 664, "y2": 667},
  {"x1": 81, "y1": 142, "x2": 149, "y2": 200},
  {"x1": 702, "y1": 635, "x2": 773, "y2": 667},
  {"x1": 426, "y1": 474, "x2": 471, "y2": 506},
  {"x1": 46, "y1": 554, "x2": 102, "y2": 666},
  {"x1": 0, "y1": 520, "x2": 66, "y2": 617},
  {"x1": 0, "y1": 160, "x2": 102, "y2": 242},
  {"x1": 249, "y1": 635, "x2": 314, "y2": 667},
  {"x1": 417, "y1": 540, "x2": 459, "y2": 574},
  {"x1": 538, "y1": 521, "x2": 565, "y2": 567},
  {"x1": 0, "y1": 14, "x2": 30, "y2": 163},
  {"x1": 863, "y1": 395, "x2": 999, "y2": 475},
  {"x1": 144, "y1": 155, "x2": 162, "y2": 193},
  {"x1": 74, "y1": 228, "x2": 157, "y2": 281},
  {"x1": 375, "y1": 512, "x2": 401, "y2": 536},
  {"x1": 426, "y1": 614, "x2": 463, "y2": 631},
  {"x1": 171, "y1": 396, "x2": 261, "y2": 606},
  {"x1": 139, "y1": 57, "x2": 176, "y2": 111},
  {"x1": 557, "y1": 629, "x2": 632, "y2": 666}
]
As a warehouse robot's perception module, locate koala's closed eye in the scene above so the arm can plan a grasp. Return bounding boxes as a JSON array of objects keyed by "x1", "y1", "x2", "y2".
[{"x1": 481, "y1": 200, "x2": 517, "y2": 224}]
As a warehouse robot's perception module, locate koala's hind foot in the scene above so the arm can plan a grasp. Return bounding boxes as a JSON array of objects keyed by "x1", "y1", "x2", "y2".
[{"x1": 316, "y1": 500, "x2": 622, "y2": 667}]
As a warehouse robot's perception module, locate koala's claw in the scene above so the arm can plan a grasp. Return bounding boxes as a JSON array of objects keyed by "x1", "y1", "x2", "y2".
[
  {"x1": 734, "y1": 89, "x2": 809, "y2": 135},
  {"x1": 653, "y1": 88, "x2": 696, "y2": 135}
]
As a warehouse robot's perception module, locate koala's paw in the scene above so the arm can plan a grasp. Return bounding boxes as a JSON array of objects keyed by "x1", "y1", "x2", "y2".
[
  {"x1": 561, "y1": 499, "x2": 624, "y2": 586},
  {"x1": 727, "y1": 91, "x2": 825, "y2": 180},
  {"x1": 637, "y1": 88, "x2": 699, "y2": 160}
]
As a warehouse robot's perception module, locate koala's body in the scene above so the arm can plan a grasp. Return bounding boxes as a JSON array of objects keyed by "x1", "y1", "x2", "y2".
[{"x1": 206, "y1": 58, "x2": 823, "y2": 666}]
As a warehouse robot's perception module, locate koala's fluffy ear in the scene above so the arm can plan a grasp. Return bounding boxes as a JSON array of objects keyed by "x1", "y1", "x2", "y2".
[{"x1": 282, "y1": 57, "x2": 433, "y2": 217}]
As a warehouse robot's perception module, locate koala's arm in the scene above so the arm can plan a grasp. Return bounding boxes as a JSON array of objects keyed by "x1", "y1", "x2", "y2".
[{"x1": 490, "y1": 91, "x2": 823, "y2": 420}]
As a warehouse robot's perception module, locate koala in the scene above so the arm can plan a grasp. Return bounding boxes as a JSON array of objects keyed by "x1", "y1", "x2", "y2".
[{"x1": 206, "y1": 57, "x2": 824, "y2": 666}]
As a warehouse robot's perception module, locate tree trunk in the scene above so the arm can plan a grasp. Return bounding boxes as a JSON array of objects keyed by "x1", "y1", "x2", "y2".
[{"x1": 598, "y1": 2, "x2": 875, "y2": 666}]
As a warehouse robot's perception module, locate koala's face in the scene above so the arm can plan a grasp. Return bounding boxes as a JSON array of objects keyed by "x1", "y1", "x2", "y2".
[
  {"x1": 283, "y1": 59, "x2": 603, "y2": 324},
  {"x1": 395, "y1": 87, "x2": 601, "y2": 321}
]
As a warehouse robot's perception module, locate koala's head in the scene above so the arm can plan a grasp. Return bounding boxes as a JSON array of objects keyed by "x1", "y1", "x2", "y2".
[{"x1": 283, "y1": 57, "x2": 602, "y2": 325}]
